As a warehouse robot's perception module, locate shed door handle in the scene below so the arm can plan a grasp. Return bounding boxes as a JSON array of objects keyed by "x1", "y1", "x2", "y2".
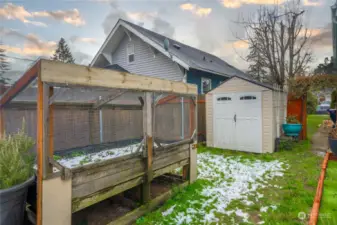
[{"x1": 234, "y1": 114, "x2": 236, "y2": 123}]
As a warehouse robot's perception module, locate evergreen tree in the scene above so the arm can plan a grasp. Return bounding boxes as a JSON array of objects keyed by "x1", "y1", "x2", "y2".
[
  {"x1": 246, "y1": 45, "x2": 269, "y2": 83},
  {"x1": 51, "y1": 38, "x2": 75, "y2": 63},
  {"x1": 0, "y1": 43, "x2": 11, "y2": 84}
]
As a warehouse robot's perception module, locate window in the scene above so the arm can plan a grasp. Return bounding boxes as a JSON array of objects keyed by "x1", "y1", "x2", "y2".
[
  {"x1": 201, "y1": 78, "x2": 212, "y2": 94},
  {"x1": 240, "y1": 95, "x2": 257, "y2": 100},
  {"x1": 127, "y1": 43, "x2": 135, "y2": 63},
  {"x1": 217, "y1": 97, "x2": 231, "y2": 101}
]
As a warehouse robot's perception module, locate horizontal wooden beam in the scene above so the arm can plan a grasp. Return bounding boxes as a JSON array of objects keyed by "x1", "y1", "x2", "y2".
[
  {"x1": 0, "y1": 61, "x2": 39, "y2": 108},
  {"x1": 153, "y1": 158, "x2": 189, "y2": 178},
  {"x1": 72, "y1": 176, "x2": 143, "y2": 213},
  {"x1": 154, "y1": 138, "x2": 193, "y2": 152},
  {"x1": 40, "y1": 59, "x2": 197, "y2": 96}
]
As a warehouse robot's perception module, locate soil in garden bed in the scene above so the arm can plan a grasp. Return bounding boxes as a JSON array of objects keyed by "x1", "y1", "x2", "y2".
[{"x1": 72, "y1": 174, "x2": 185, "y2": 225}]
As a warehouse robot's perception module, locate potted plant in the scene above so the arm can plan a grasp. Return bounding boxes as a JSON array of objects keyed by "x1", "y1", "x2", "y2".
[
  {"x1": 0, "y1": 126, "x2": 35, "y2": 225},
  {"x1": 282, "y1": 115, "x2": 303, "y2": 137}
]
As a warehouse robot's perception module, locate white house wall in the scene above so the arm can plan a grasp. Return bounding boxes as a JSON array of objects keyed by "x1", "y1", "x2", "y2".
[
  {"x1": 110, "y1": 33, "x2": 184, "y2": 81},
  {"x1": 206, "y1": 77, "x2": 275, "y2": 153}
]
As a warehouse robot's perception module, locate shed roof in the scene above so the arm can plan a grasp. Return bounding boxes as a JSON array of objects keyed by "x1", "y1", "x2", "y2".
[{"x1": 216, "y1": 76, "x2": 284, "y2": 92}]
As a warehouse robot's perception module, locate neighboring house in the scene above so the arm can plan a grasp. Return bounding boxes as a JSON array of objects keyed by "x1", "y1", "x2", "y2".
[{"x1": 91, "y1": 19, "x2": 248, "y2": 94}]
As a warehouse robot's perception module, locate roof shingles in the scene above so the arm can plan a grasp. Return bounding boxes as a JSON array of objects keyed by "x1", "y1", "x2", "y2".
[{"x1": 121, "y1": 19, "x2": 249, "y2": 79}]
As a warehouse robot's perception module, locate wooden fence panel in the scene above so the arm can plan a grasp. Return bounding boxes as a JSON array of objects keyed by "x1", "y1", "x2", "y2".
[
  {"x1": 197, "y1": 95, "x2": 206, "y2": 141},
  {"x1": 3, "y1": 102, "x2": 190, "y2": 151},
  {"x1": 287, "y1": 95, "x2": 307, "y2": 140}
]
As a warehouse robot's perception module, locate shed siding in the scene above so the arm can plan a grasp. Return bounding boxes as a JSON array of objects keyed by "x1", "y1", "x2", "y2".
[
  {"x1": 272, "y1": 91, "x2": 288, "y2": 151},
  {"x1": 262, "y1": 91, "x2": 273, "y2": 153},
  {"x1": 110, "y1": 33, "x2": 184, "y2": 81},
  {"x1": 206, "y1": 77, "x2": 274, "y2": 153}
]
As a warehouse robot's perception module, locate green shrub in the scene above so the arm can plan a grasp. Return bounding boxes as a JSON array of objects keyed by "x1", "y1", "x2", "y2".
[
  {"x1": 286, "y1": 115, "x2": 300, "y2": 124},
  {"x1": 279, "y1": 139, "x2": 295, "y2": 151},
  {"x1": 307, "y1": 91, "x2": 318, "y2": 114},
  {"x1": 0, "y1": 126, "x2": 35, "y2": 189}
]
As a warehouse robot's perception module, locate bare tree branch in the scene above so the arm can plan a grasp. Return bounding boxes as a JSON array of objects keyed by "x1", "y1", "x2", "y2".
[{"x1": 236, "y1": 0, "x2": 311, "y2": 89}]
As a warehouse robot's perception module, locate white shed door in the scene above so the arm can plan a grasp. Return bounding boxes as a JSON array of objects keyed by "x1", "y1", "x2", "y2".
[{"x1": 213, "y1": 92, "x2": 262, "y2": 153}]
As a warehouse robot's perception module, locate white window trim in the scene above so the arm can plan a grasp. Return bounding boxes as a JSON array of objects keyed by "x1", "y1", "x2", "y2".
[
  {"x1": 127, "y1": 42, "x2": 135, "y2": 64},
  {"x1": 201, "y1": 77, "x2": 212, "y2": 94}
]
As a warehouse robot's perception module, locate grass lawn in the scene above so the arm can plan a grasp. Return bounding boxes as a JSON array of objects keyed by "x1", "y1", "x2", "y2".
[
  {"x1": 136, "y1": 115, "x2": 326, "y2": 225},
  {"x1": 318, "y1": 160, "x2": 337, "y2": 225}
]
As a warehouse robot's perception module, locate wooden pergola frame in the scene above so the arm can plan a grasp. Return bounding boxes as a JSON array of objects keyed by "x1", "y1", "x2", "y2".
[{"x1": 0, "y1": 59, "x2": 198, "y2": 225}]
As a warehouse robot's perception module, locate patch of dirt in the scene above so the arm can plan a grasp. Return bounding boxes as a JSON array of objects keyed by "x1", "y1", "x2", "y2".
[
  {"x1": 250, "y1": 212, "x2": 262, "y2": 224},
  {"x1": 72, "y1": 196, "x2": 134, "y2": 225}
]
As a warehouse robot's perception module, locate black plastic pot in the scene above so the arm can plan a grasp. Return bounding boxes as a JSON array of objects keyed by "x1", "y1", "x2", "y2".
[
  {"x1": 0, "y1": 175, "x2": 35, "y2": 225},
  {"x1": 329, "y1": 137, "x2": 337, "y2": 156}
]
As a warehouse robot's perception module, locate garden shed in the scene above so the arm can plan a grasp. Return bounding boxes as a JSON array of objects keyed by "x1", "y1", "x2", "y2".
[{"x1": 206, "y1": 76, "x2": 287, "y2": 153}]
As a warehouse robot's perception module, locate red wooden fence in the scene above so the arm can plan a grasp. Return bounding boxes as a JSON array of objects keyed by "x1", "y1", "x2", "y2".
[{"x1": 287, "y1": 94, "x2": 307, "y2": 140}]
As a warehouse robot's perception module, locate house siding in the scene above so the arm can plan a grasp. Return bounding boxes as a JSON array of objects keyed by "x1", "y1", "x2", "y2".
[
  {"x1": 187, "y1": 69, "x2": 227, "y2": 94},
  {"x1": 110, "y1": 33, "x2": 184, "y2": 81},
  {"x1": 206, "y1": 77, "x2": 275, "y2": 153}
]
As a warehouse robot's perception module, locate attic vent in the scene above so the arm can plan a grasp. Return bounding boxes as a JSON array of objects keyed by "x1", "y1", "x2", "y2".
[{"x1": 173, "y1": 44, "x2": 181, "y2": 49}]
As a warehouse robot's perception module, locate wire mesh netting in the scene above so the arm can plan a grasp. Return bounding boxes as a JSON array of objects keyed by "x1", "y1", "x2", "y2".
[
  {"x1": 154, "y1": 94, "x2": 195, "y2": 145},
  {"x1": 3, "y1": 81, "x2": 196, "y2": 168}
]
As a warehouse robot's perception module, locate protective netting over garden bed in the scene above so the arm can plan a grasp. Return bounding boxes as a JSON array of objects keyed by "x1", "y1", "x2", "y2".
[{"x1": 2, "y1": 61, "x2": 196, "y2": 168}]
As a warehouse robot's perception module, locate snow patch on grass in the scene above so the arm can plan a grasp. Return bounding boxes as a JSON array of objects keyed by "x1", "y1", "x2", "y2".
[
  {"x1": 162, "y1": 205, "x2": 176, "y2": 216},
  {"x1": 159, "y1": 152, "x2": 286, "y2": 224}
]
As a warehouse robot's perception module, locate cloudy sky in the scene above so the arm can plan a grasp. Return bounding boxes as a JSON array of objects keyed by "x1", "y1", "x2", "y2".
[{"x1": 0, "y1": 0, "x2": 335, "y2": 81}]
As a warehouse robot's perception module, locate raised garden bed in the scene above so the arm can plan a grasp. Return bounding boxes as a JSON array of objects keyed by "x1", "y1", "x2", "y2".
[{"x1": 48, "y1": 140, "x2": 192, "y2": 214}]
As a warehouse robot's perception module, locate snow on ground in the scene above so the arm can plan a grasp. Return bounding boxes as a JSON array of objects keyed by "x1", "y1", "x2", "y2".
[
  {"x1": 158, "y1": 152, "x2": 287, "y2": 224},
  {"x1": 162, "y1": 205, "x2": 176, "y2": 216},
  {"x1": 57, "y1": 143, "x2": 140, "y2": 168}
]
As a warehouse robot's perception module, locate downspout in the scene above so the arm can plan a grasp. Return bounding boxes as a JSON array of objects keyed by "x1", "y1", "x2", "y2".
[{"x1": 99, "y1": 96, "x2": 104, "y2": 143}]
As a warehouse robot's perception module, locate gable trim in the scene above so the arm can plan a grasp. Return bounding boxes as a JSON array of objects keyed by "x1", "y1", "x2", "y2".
[
  {"x1": 90, "y1": 19, "x2": 190, "y2": 70},
  {"x1": 214, "y1": 76, "x2": 282, "y2": 92}
]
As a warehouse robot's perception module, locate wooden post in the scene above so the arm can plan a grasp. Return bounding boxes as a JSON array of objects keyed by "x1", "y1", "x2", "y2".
[
  {"x1": 37, "y1": 73, "x2": 44, "y2": 225},
  {"x1": 42, "y1": 84, "x2": 50, "y2": 178},
  {"x1": 189, "y1": 96, "x2": 198, "y2": 183},
  {"x1": 48, "y1": 86, "x2": 54, "y2": 174},
  {"x1": 141, "y1": 92, "x2": 153, "y2": 203},
  {"x1": 183, "y1": 97, "x2": 195, "y2": 180}
]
